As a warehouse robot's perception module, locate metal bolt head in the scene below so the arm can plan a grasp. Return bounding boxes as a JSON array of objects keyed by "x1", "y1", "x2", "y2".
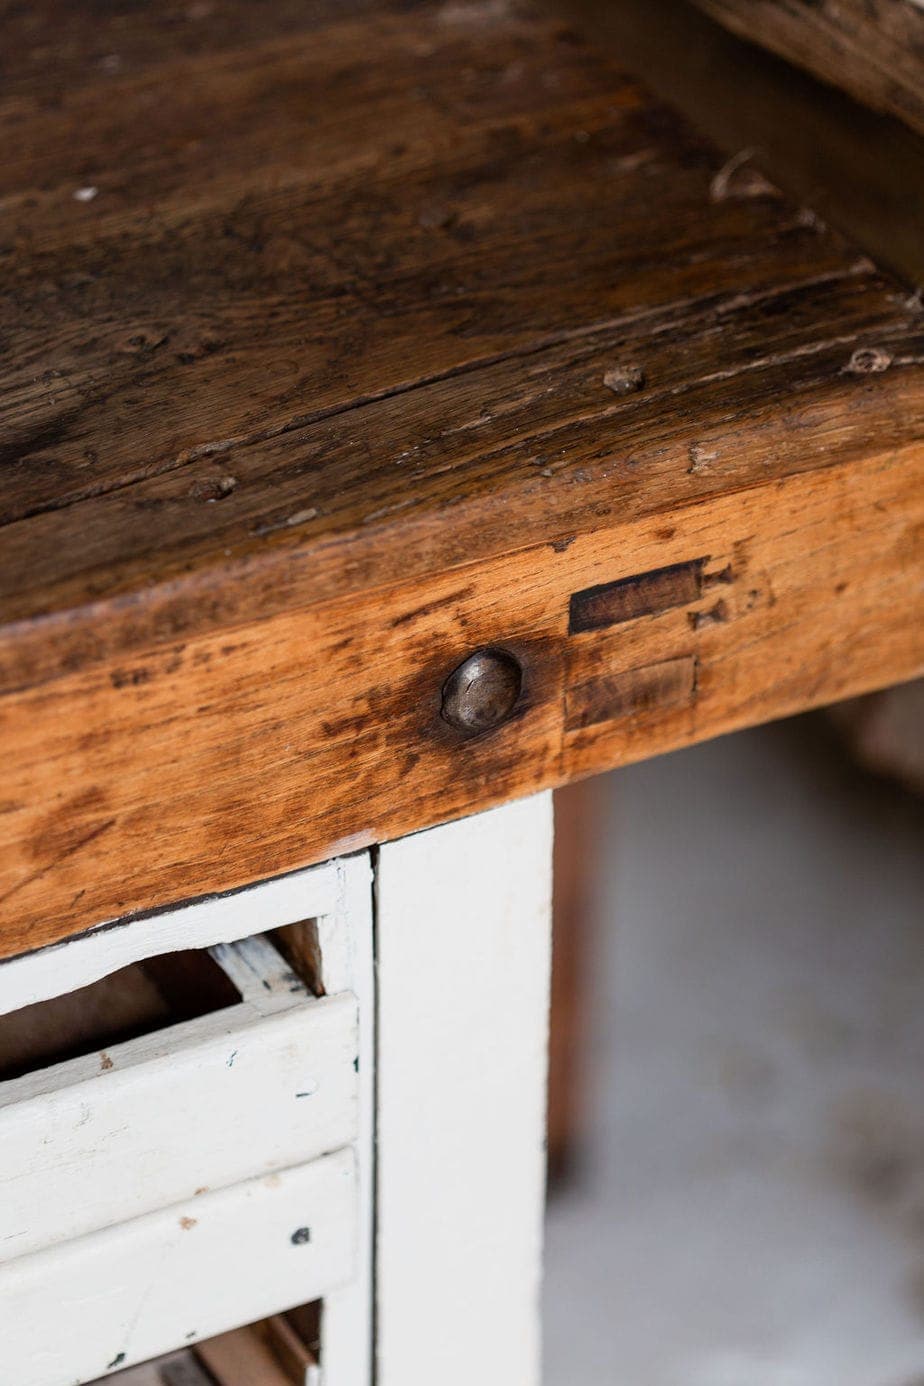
[{"x1": 440, "y1": 647, "x2": 522, "y2": 736}]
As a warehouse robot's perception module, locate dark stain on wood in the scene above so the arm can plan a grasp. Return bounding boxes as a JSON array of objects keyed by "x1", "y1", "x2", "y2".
[
  {"x1": 566, "y1": 655, "x2": 696, "y2": 730},
  {"x1": 689, "y1": 599, "x2": 730, "y2": 629},
  {"x1": 569, "y1": 559, "x2": 706, "y2": 633}
]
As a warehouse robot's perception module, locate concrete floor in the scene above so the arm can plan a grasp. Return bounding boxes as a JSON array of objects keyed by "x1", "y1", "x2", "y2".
[{"x1": 544, "y1": 717, "x2": 924, "y2": 1386}]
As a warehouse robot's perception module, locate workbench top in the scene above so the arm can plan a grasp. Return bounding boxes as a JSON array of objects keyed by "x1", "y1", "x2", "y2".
[{"x1": 1, "y1": 0, "x2": 922, "y2": 953}]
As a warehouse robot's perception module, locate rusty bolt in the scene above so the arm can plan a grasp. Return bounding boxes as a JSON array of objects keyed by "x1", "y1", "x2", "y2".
[{"x1": 440, "y1": 647, "x2": 523, "y2": 736}]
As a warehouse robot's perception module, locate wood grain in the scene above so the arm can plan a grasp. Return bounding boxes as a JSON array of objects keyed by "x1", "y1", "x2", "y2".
[
  {"x1": 548, "y1": 777, "x2": 604, "y2": 1177},
  {"x1": 0, "y1": 0, "x2": 922, "y2": 952},
  {"x1": 693, "y1": 0, "x2": 924, "y2": 138},
  {"x1": 560, "y1": 0, "x2": 924, "y2": 286},
  {"x1": 195, "y1": 1323, "x2": 305, "y2": 1386}
]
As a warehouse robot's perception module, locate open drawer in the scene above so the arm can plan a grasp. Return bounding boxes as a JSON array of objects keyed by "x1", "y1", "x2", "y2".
[{"x1": 0, "y1": 932, "x2": 359, "y2": 1263}]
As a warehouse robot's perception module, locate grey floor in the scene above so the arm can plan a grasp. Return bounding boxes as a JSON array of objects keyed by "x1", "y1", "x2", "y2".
[{"x1": 544, "y1": 717, "x2": 924, "y2": 1386}]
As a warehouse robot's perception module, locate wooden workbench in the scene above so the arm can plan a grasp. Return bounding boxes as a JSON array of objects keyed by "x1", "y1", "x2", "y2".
[{"x1": 1, "y1": 0, "x2": 922, "y2": 954}]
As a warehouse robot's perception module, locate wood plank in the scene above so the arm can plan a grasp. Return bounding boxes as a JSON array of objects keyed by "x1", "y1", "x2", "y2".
[
  {"x1": 0, "y1": 1150, "x2": 356, "y2": 1386},
  {"x1": 0, "y1": 0, "x2": 922, "y2": 950},
  {"x1": 693, "y1": 0, "x2": 924, "y2": 138},
  {"x1": 375, "y1": 795, "x2": 553, "y2": 1386},
  {"x1": 1, "y1": 443, "x2": 920, "y2": 956}
]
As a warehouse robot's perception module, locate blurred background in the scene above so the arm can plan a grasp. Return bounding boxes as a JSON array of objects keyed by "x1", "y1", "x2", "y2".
[
  {"x1": 543, "y1": 690, "x2": 924, "y2": 1385},
  {"x1": 539, "y1": 5, "x2": 924, "y2": 1379}
]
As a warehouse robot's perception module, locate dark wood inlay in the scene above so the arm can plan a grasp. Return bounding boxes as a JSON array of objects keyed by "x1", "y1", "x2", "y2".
[{"x1": 569, "y1": 560, "x2": 706, "y2": 634}]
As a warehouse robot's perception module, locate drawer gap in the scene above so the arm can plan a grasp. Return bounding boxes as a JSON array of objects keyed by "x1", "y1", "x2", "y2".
[
  {"x1": 0, "y1": 947, "x2": 241, "y2": 1083},
  {"x1": 97, "y1": 1303, "x2": 322, "y2": 1386}
]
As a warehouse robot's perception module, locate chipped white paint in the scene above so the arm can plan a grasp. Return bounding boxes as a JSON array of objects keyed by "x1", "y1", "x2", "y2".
[
  {"x1": 375, "y1": 794, "x2": 553, "y2": 1386},
  {"x1": 0, "y1": 860, "x2": 340, "y2": 1015},
  {"x1": 0, "y1": 1150, "x2": 357, "y2": 1386},
  {"x1": 207, "y1": 932, "x2": 311, "y2": 1012},
  {"x1": 0, "y1": 984, "x2": 358, "y2": 1263}
]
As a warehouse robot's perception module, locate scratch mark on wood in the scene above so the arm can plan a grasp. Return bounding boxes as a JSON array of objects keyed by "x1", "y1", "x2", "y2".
[{"x1": 710, "y1": 148, "x2": 780, "y2": 202}]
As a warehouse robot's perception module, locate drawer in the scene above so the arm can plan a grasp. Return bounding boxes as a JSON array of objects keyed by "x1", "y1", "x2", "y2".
[
  {"x1": 0, "y1": 1148, "x2": 356, "y2": 1386},
  {"x1": 0, "y1": 934, "x2": 359, "y2": 1263}
]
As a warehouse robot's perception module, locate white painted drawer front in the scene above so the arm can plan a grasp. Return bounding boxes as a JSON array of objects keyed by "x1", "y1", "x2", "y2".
[
  {"x1": 0, "y1": 969, "x2": 358, "y2": 1263},
  {"x1": 0, "y1": 1148, "x2": 357, "y2": 1386}
]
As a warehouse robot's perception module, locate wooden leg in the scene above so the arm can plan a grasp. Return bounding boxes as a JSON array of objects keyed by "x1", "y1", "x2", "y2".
[
  {"x1": 548, "y1": 777, "x2": 604, "y2": 1179},
  {"x1": 374, "y1": 794, "x2": 554, "y2": 1386}
]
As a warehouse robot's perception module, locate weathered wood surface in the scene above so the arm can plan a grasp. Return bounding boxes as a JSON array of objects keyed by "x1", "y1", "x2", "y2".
[
  {"x1": 1, "y1": 0, "x2": 922, "y2": 952},
  {"x1": 559, "y1": 0, "x2": 924, "y2": 286},
  {"x1": 693, "y1": 0, "x2": 924, "y2": 139}
]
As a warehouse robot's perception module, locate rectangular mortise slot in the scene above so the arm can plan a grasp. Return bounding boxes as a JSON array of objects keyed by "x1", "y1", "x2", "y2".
[
  {"x1": 566, "y1": 655, "x2": 696, "y2": 731},
  {"x1": 0, "y1": 947, "x2": 241, "y2": 1082},
  {"x1": 569, "y1": 557, "x2": 706, "y2": 633}
]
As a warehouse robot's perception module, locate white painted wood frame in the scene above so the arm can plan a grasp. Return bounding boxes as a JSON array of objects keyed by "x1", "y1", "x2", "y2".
[
  {"x1": 0, "y1": 796, "x2": 553, "y2": 1386},
  {"x1": 375, "y1": 793, "x2": 554, "y2": 1386},
  {"x1": 0, "y1": 853, "x2": 375, "y2": 1386}
]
